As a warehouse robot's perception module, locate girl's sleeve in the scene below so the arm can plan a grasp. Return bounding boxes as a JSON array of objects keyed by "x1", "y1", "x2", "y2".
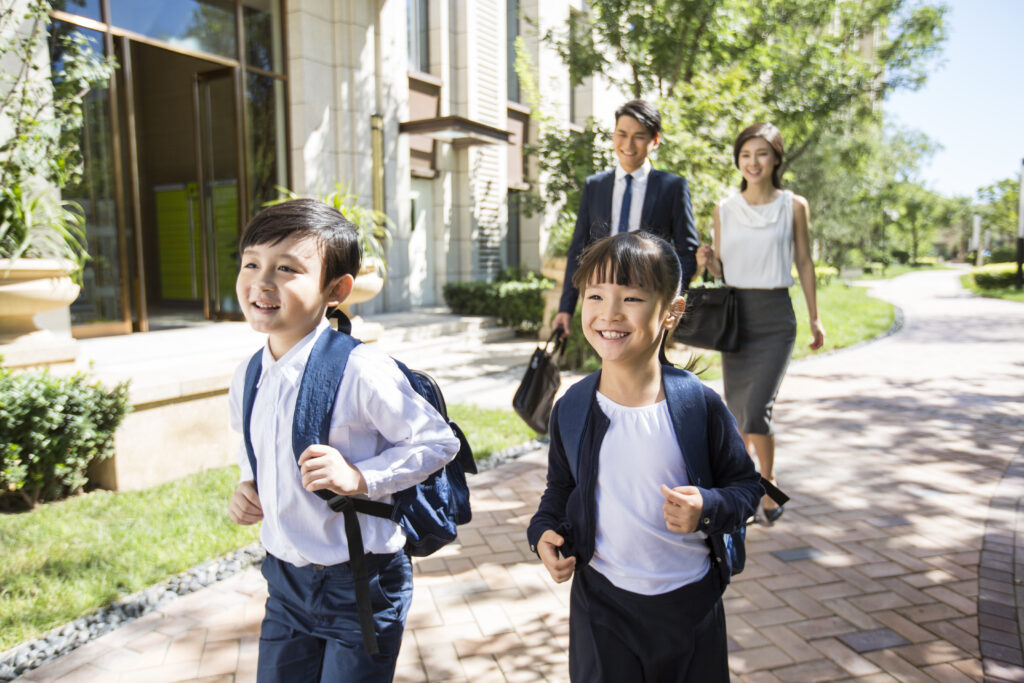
[
  {"x1": 526, "y1": 400, "x2": 576, "y2": 553},
  {"x1": 695, "y1": 386, "x2": 763, "y2": 535}
]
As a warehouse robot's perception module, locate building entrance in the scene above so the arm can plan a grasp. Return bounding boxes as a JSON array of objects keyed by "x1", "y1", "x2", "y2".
[{"x1": 128, "y1": 43, "x2": 244, "y2": 327}]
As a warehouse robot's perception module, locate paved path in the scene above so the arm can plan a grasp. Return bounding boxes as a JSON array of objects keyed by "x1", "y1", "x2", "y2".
[{"x1": 18, "y1": 269, "x2": 1024, "y2": 682}]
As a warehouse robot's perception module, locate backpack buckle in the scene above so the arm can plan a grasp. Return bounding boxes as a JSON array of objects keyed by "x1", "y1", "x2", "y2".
[{"x1": 327, "y1": 495, "x2": 355, "y2": 513}]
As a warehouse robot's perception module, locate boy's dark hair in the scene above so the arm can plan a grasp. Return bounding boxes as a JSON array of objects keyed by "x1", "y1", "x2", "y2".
[
  {"x1": 614, "y1": 99, "x2": 662, "y2": 137},
  {"x1": 733, "y1": 122, "x2": 785, "y2": 191},
  {"x1": 572, "y1": 232, "x2": 681, "y2": 306},
  {"x1": 239, "y1": 199, "x2": 361, "y2": 287}
]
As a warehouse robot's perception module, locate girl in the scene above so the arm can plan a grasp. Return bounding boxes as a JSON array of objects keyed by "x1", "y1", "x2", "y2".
[
  {"x1": 697, "y1": 122, "x2": 825, "y2": 524},
  {"x1": 528, "y1": 232, "x2": 761, "y2": 682}
]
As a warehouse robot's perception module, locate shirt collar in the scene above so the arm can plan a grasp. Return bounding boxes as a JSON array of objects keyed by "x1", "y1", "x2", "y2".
[
  {"x1": 615, "y1": 159, "x2": 652, "y2": 183},
  {"x1": 258, "y1": 317, "x2": 330, "y2": 389}
]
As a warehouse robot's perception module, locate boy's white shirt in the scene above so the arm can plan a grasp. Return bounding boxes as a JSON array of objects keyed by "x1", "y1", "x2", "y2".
[{"x1": 229, "y1": 318, "x2": 460, "y2": 567}]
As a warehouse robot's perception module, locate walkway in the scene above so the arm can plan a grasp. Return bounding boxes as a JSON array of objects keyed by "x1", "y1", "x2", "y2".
[{"x1": 17, "y1": 269, "x2": 1024, "y2": 682}]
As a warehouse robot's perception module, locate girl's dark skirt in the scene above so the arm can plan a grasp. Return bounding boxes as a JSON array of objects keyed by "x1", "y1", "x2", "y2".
[
  {"x1": 569, "y1": 565, "x2": 728, "y2": 682},
  {"x1": 721, "y1": 288, "x2": 796, "y2": 435}
]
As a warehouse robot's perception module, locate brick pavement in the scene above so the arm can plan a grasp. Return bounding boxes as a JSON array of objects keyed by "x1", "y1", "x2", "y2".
[{"x1": 18, "y1": 269, "x2": 1024, "y2": 682}]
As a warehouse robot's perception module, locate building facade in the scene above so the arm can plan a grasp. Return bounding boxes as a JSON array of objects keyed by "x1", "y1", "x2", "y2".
[{"x1": 30, "y1": 0, "x2": 625, "y2": 337}]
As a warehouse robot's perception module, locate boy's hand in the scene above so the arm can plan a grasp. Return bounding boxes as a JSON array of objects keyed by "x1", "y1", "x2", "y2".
[
  {"x1": 537, "y1": 529, "x2": 576, "y2": 583},
  {"x1": 298, "y1": 444, "x2": 368, "y2": 496},
  {"x1": 661, "y1": 484, "x2": 703, "y2": 534},
  {"x1": 229, "y1": 480, "x2": 263, "y2": 525}
]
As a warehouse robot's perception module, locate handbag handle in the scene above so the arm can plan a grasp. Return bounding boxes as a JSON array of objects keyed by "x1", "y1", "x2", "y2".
[{"x1": 543, "y1": 328, "x2": 566, "y2": 364}]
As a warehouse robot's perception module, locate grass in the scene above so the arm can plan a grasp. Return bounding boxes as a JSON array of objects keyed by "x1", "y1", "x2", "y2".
[
  {"x1": 0, "y1": 406, "x2": 537, "y2": 651},
  {"x1": 669, "y1": 279, "x2": 895, "y2": 381},
  {"x1": 449, "y1": 404, "x2": 540, "y2": 459},
  {"x1": 960, "y1": 273, "x2": 1024, "y2": 303},
  {"x1": 0, "y1": 467, "x2": 259, "y2": 651}
]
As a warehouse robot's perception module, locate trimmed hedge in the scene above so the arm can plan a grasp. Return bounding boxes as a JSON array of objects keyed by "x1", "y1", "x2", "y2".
[
  {"x1": 971, "y1": 262, "x2": 1018, "y2": 289},
  {"x1": 443, "y1": 275, "x2": 554, "y2": 332},
  {"x1": 0, "y1": 366, "x2": 131, "y2": 510}
]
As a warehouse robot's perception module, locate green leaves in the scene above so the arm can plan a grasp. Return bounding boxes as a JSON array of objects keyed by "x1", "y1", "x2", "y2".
[{"x1": 0, "y1": 366, "x2": 130, "y2": 510}]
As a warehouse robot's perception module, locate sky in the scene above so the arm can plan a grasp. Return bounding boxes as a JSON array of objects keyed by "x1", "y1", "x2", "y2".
[{"x1": 883, "y1": 0, "x2": 1024, "y2": 198}]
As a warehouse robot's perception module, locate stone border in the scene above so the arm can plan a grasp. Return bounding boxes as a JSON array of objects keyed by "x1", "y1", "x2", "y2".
[
  {"x1": 0, "y1": 441, "x2": 546, "y2": 682},
  {"x1": 978, "y1": 443, "x2": 1024, "y2": 682}
]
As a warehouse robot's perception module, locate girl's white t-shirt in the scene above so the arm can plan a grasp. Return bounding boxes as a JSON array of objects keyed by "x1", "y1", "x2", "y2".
[
  {"x1": 719, "y1": 189, "x2": 795, "y2": 289},
  {"x1": 589, "y1": 392, "x2": 711, "y2": 595}
]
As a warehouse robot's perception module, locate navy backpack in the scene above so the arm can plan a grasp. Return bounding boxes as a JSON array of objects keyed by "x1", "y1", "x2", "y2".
[
  {"x1": 241, "y1": 326, "x2": 476, "y2": 654},
  {"x1": 555, "y1": 367, "x2": 755, "y2": 586}
]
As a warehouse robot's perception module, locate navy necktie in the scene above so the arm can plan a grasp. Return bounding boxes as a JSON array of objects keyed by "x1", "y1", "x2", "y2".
[{"x1": 618, "y1": 173, "x2": 634, "y2": 233}]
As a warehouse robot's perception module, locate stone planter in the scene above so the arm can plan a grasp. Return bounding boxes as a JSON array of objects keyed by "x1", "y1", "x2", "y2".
[
  {"x1": 337, "y1": 259, "x2": 385, "y2": 341},
  {"x1": 0, "y1": 258, "x2": 80, "y2": 366}
]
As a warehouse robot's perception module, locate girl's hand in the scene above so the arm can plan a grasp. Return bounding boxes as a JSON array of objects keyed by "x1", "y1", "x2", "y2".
[
  {"x1": 298, "y1": 444, "x2": 368, "y2": 496},
  {"x1": 809, "y1": 319, "x2": 825, "y2": 350},
  {"x1": 537, "y1": 529, "x2": 576, "y2": 583},
  {"x1": 229, "y1": 480, "x2": 263, "y2": 525},
  {"x1": 661, "y1": 484, "x2": 703, "y2": 534}
]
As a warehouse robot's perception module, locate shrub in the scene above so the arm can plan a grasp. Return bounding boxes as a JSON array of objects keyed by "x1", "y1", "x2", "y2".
[
  {"x1": 989, "y1": 246, "x2": 1017, "y2": 263},
  {"x1": 443, "y1": 273, "x2": 553, "y2": 332},
  {"x1": 0, "y1": 366, "x2": 130, "y2": 510},
  {"x1": 971, "y1": 262, "x2": 1018, "y2": 289},
  {"x1": 791, "y1": 265, "x2": 838, "y2": 286}
]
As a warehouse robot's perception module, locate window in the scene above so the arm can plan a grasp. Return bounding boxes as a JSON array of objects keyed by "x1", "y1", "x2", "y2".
[
  {"x1": 507, "y1": 0, "x2": 519, "y2": 102},
  {"x1": 407, "y1": 0, "x2": 429, "y2": 72}
]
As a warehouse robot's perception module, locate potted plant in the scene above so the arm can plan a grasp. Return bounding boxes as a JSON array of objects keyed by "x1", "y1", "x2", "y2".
[
  {"x1": 0, "y1": 2, "x2": 116, "y2": 352},
  {"x1": 266, "y1": 182, "x2": 395, "y2": 315}
]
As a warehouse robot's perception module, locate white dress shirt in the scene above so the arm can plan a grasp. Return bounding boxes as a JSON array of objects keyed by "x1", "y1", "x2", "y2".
[
  {"x1": 589, "y1": 392, "x2": 711, "y2": 595},
  {"x1": 229, "y1": 318, "x2": 460, "y2": 567},
  {"x1": 610, "y1": 159, "x2": 652, "y2": 233}
]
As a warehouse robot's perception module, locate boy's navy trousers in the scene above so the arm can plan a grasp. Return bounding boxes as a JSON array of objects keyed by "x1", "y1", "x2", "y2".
[
  {"x1": 569, "y1": 564, "x2": 728, "y2": 682},
  {"x1": 257, "y1": 551, "x2": 412, "y2": 683}
]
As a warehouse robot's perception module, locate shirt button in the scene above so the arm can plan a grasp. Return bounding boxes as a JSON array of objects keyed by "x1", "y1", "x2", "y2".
[{"x1": 702, "y1": 517, "x2": 711, "y2": 525}]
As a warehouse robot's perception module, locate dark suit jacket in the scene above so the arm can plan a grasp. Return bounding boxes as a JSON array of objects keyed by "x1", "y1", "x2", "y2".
[{"x1": 558, "y1": 168, "x2": 698, "y2": 315}]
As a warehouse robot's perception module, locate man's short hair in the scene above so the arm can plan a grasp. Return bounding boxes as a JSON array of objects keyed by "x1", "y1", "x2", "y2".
[
  {"x1": 615, "y1": 99, "x2": 662, "y2": 137},
  {"x1": 239, "y1": 199, "x2": 361, "y2": 287}
]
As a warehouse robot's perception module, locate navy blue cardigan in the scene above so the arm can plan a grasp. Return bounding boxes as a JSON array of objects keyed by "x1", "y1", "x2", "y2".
[{"x1": 527, "y1": 370, "x2": 761, "y2": 587}]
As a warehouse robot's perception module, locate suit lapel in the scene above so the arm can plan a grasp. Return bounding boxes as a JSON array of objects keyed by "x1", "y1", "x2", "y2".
[{"x1": 641, "y1": 170, "x2": 662, "y2": 228}]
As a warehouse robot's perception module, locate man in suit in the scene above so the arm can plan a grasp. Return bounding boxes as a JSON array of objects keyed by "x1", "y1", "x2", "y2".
[{"x1": 552, "y1": 99, "x2": 698, "y2": 337}]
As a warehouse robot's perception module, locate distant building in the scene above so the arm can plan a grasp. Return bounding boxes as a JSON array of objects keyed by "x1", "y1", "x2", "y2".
[{"x1": 24, "y1": 0, "x2": 625, "y2": 336}]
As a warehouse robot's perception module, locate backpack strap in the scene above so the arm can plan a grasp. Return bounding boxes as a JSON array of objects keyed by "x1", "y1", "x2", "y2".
[
  {"x1": 662, "y1": 367, "x2": 710, "y2": 487},
  {"x1": 241, "y1": 350, "x2": 264, "y2": 489},
  {"x1": 556, "y1": 371, "x2": 601, "y2": 482}
]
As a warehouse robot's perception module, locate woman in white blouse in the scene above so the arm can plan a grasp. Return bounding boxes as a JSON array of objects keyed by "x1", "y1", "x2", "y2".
[{"x1": 696, "y1": 122, "x2": 825, "y2": 523}]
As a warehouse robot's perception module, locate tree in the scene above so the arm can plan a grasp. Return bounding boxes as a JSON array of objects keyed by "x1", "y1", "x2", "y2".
[{"x1": 536, "y1": 0, "x2": 947, "y2": 246}]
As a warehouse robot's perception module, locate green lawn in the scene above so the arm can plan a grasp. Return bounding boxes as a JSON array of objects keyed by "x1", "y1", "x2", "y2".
[
  {"x1": 960, "y1": 273, "x2": 1024, "y2": 303},
  {"x1": 668, "y1": 280, "x2": 895, "y2": 381},
  {"x1": 0, "y1": 405, "x2": 536, "y2": 651},
  {"x1": 0, "y1": 467, "x2": 259, "y2": 651}
]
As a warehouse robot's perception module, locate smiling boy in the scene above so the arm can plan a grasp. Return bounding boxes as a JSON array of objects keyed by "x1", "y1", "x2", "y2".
[
  {"x1": 227, "y1": 199, "x2": 459, "y2": 681},
  {"x1": 552, "y1": 99, "x2": 698, "y2": 338}
]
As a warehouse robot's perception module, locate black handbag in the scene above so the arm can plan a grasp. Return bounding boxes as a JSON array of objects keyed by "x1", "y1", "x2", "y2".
[
  {"x1": 512, "y1": 329, "x2": 565, "y2": 434},
  {"x1": 673, "y1": 284, "x2": 740, "y2": 352}
]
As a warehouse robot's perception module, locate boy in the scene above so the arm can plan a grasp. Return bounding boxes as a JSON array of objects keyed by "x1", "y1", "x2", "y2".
[{"x1": 227, "y1": 199, "x2": 459, "y2": 681}]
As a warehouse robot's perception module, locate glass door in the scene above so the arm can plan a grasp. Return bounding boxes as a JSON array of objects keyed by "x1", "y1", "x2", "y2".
[{"x1": 193, "y1": 67, "x2": 244, "y2": 318}]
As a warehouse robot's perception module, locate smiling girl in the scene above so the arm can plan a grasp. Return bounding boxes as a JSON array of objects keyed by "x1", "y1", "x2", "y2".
[{"x1": 528, "y1": 232, "x2": 761, "y2": 682}]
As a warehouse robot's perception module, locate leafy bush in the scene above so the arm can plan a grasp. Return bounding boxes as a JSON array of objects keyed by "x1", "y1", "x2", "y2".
[
  {"x1": 0, "y1": 366, "x2": 130, "y2": 510},
  {"x1": 791, "y1": 265, "x2": 838, "y2": 286},
  {"x1": 443, "y1": 273, "x2": 553, "y2": 332},
  {"x1": 971, "y1": 262, "x2": 1018, "y2": 289},
  {"x1": 989, "y1": 246, "x2": 1017, "y2": 263}
]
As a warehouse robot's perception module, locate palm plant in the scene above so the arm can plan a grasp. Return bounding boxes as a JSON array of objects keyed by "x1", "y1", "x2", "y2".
[{"x1": 266, "y1": 182, "x2": 395, "y2": 276}]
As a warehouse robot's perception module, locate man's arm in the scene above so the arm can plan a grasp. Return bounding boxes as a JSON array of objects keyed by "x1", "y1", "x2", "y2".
[
  {"x1": 558, "y1": 179, "x2": 594, "y2": 317},
  {"x1": 673, "y1": 175, "x2": 698, "y2": 290}
]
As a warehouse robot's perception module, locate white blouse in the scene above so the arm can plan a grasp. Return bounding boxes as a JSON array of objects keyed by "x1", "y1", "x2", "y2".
[
  {"x1": 719, "y1": 189, "x2": 795, "y2": 289},
  {"x1": 589, "y1": 392, "x2": 710, "y2": 595}
]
